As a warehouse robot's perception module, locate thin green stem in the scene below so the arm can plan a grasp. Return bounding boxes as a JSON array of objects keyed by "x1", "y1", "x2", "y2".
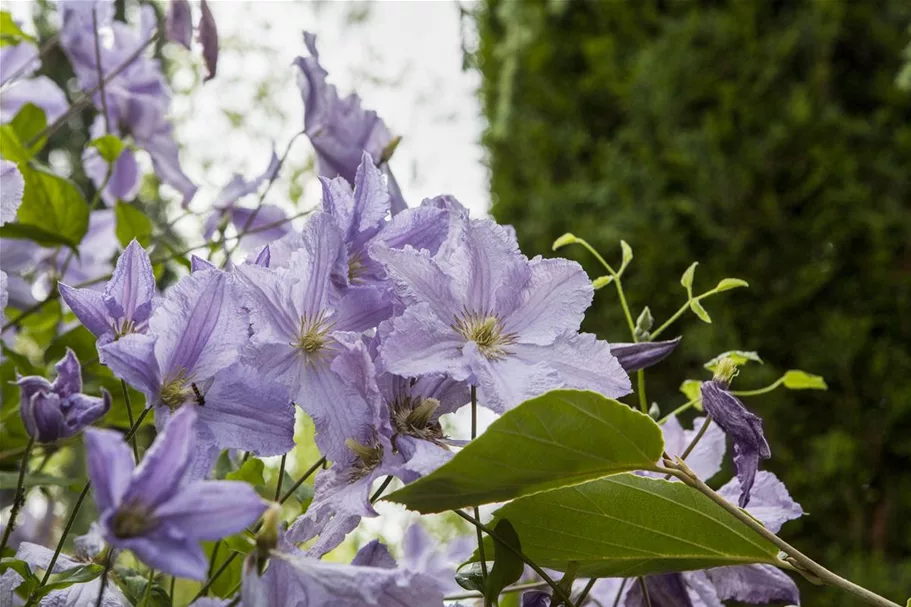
[
  {"x1": 91, "y1": 7, "x2": 111, "y2": 134},
  {"x1": 661, "y1": 459, "x2": 902, "y2": 607},
  {"x1": 657, "y1": 397, "x2": 700, "y2": 425},
  {"x1": 636, "y1": 370, "x2": 648, "y2": 414},
  {"x1": 731, "y1": 377, "x2": 785, "y2": 397},
  {"x1": 650, "y1": 290, "x2": 716, "y2": 340},
  {"x1": 575, "y1": 577, "x2": 598, "y2": 605},
  {"x1": 140, "y1": 568, "x2": 155, "y2": 604},
  {"x1": 274, "y1": 454, "x2": 287, "y2": 502},
  {"x1": 637, "y1": 577, "x2": 653, "y2": 607},
  {"x1": 279, "y1": 456, "x2": 326, "y2": 503},
  {"x1": 470, "y1": 386, "x2": 489, "y2": 605},
  {"x1": 208, "y1": 540, "x2": 222, "y2": 580},
  {"x1": 370, "y1": 475, "x2": 394, "y2": 503},
  {"x1": 94, "y1": 549, "x2": 114, "y2": 607},
  {"x1": 169, "y1": 575, "x2": 176, "y2": 603},
  {"x1": 455, "y1": 509, "x2": 575, "y2": 607},
  {"x1": 0, "y1": 436, "x2": 35, "y2": 555},
  {"x1": 575, "y1": 240, "x2": 636, "y2": 336},
  {"x1": 121, "y1": 379, "x2": 138, "y2": 461},
  {"x1": 443, "y1": 580, "x2": 549, "y2": 601}
]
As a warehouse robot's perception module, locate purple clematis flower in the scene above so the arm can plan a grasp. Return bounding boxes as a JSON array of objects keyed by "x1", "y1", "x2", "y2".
[
  {"x1": 242, "y1": 534, "x2": 444, "y2": 606},
  {"x1": 372, "y1": 215, "x2": 631, "y2": 412},
  {"x1": 701, "y1": 374, "x2": 771, "y2": 508},
  {"x1": 101, "y1": 267, "x2": 294, "y2": 476},
  {"x1": 589, "y1": 416, "x2": 802, "y2": 607},
  {"x1": 294, "y1": 32, "x2": 406, "y2": 213},
  {"x1": 16, "y1": 349, "x2": 111, "y2": 443},
  {"x1": 85, "y1": 407, "x2": 267, "y2": 580},
  {"x1": 612, "y1": 337, "x2": 682, "y2": 374},
  {"x1": 59, "y1": 239, "x2": 156, "y2": 346},
  {"x1": 0, "y1": 43, "x2": 68, "y2": 124},
  {"x1": 235, "y1": 212, "x2": 391, "y2": 458}
]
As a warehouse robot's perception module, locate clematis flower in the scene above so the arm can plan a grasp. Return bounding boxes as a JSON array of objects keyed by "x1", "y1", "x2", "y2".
[
  {"x1": 700, "y1": 360, "x2": 771, "y2": 507},
  {"x1": 294, "y1": 32, "x2": 406, "y2": 213},
  {"x1": 242, "y1": 534, "x2": 444, "y2": 606},
  {"x1": 372, "y1": 215, "x2": 631, "y2": 412},
  {"x1": 59, "y1": 239, "x2": 156, "y2": 346},
  {"x1": 1, "y1": 527, "x2": 129, "y2": 606},
  {"x1": 101, "y1": 268, "x2": 294, "y2": 476},
  {"x1": 588, "y1": 416, "x2": 802, "y2": 607},
  {"x1": 60, "y1": 2, "x2": 197, "y2": 205},
  {"x1": 1, "y1": 160, "x2": 25, "y2": 311},
  {"x1": 0, "y1": 42, "x2": 68, "y2": 124},
  {"x1": 612, "y1": 337, "x2": 682, "y2": 373},
  {"x1": 16, "y1": 349, "x2": 111, "y2": 443},
  {"x1": 285, "y1": 334, "x2": 466, "y2": 553},
  {"x1": 235, "y1": 212, "x2": 391, "y2": 460},
  {"x1": 85, "y1": 407, "x2": 267, "y2": 580}
]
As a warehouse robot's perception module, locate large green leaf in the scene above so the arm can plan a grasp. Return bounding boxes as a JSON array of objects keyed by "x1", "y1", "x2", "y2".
[
  {"x1": 115, "y1": 201, "x2": 153, "y2": 246},
  {"x1": 476, "y1": 474, "x2": 780, "y2": 577},
  {"x1": 387, "y1": 389, "x2": 664, "y2": 513},
  {"x1": 17, "y1": 166, "x2": 89, "y2": 249}
]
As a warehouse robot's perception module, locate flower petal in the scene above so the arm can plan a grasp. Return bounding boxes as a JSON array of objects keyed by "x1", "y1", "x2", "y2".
[
  {"x1": 717, "y1": 471, "x2": 803, "y2": 533},
  {"x1": 51, "y1": 348, "x2": 83, "y2": 396},
  {"x1": 704, "y1": 564, "x2": 799, "y2": 605},
  {"x1": 59, "y1": 282, "x2": 112, "y2": 338},
  {"x1": 156, "y1": 480, "x2": 266, "y2": 540},
  {"x1": 377, "y1": 303, "x2": 468, "y2": 382},
  {"x1": 99, "y1": 333, "x2": 161, "y2": 401},
  {"x1": 611, "y1": 337, "x2": 682, "y2": 374},
  {"x1": 0, "y1": 160, "x2": 24, "y2": 225},
  {"x1": 84, "y1": 427, "x2": 135, "y2": 513},
  {"x1": 165, "y1": 0, "x2": 192, "y2": 48},
  {"x1": 369, "y1": 244, "x2": 459, "y2": 320},
  {"x1": 104, "y1": 239, "x2": 156, "y2": 326},
  {"x1": 467, "y1": 342, "x2": 562, "y2": 414},
  {"x1": 116, "y1": 527, "x2": 208, "y2": 580},
  {"x1": 123, "y1": 406, "x2": 197, "y2": 509}
]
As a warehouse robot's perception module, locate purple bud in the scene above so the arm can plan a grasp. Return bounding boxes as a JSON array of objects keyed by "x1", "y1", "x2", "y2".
[
  {"x1": 625, "y1": 574, "x2": 692, "y2": 607},
  {"x1": 700, "y1": 380, "x2": 771, "y2": 507},
  {"x1": 16, "y1": 349, "x2": 111, "y2": 443},
  {"x1": 612, "y1": 337, "x2": 682, "y2": 373}
]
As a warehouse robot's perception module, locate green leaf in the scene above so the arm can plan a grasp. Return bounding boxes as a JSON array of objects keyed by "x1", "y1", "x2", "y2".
[
  {"x1": 714, "y1": 278, "x2": 749, "y2": 292},
  {"x1": 0, "y1": 222, "x2": 81, "y2": 249},
  {"x1": 112, "y1": 566, "x2": 170, "y2": 607},
  {"x1": 0, "y1": 557, "x2": 37, "y2": 583},
  {"x1": 0, "y1": 470, "x2": 75, "y2": 490},
  {"x1": 0, "y1": 344, "x2": 38, "y2": 375},
  {"x1": 704, "y1": 351, "x2": 763, "y2": 372},
  {"x1": 387, "y1": 389, "x2": 664, "y2": 513},
  {"x1": 223, "y1": 533, "x2": 255, "y2": 555},
  {"x1": 591, "y1": 275, "x2": 613, "y2": 289},
  {"x1": 0, "y1": 125, "x2": 30, "y2": 164},
  {"x1": 89, "y1": 134, "x2": 126, "y2": 164},
  {"x1": 680, "y1": 262, "x2": 698, "y2": 292},
  {"x1": 679, "y1": 379, "x2": 702, "y2": 402},
  {"x1": 485, "y1": 520, "x2": 525, "y2": 605},
  {"x1": 115, "y1": 202, "x2": 153, "y2": 247},
  {"x1": 782, "y1": 370, "x2": 828, "y2": 390},
  {"x1": 689, "y1": 299, "x2": 712, "y2": 323},
  {"x1": 0, "y1": 12, "x2": 36, "y2": 46},
  {"x1": 10, "y1": 103, "x2": 47, "y2": 155},
  {"x1": 33, "y1": 564, "x2": 104, "y2": 600},
  {"x1": 17, "y1": 166, "x2": 89, "y2": 250},
  {"x1": 619, "y1": 240, "x2": 633, "y2": 273},
  {"x1": 551, "y1": 233, "x2": 578, "y2": 251},
  {"x1": 475, "y1": 474, "x2": 780, "y2": 577},
  {"x1": 226, "y1": 457, "x2": 265, "y2": 486}
]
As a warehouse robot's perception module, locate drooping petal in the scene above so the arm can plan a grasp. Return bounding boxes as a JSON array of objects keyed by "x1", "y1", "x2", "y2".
[
  {"x1": 703, "y1": 564, "x2": 799, "y2": 605},
  {"x1": 700, "y1": 380, "x2": 771, "y2": 507},
  {"x1": 612, "y1": 337, "x2": 683, "y2": 374},
  {"x1": 197, "y1": 363, "x2": 294, "y2": 456},
  {"x1": 166, "y1": 0, "x2": 192, "y2": 48},
  {"x1": 144, "y1": 129, "x2": 198, "y2": 207},
  {"x1": 155, "y1": 480, "x2": 266, "y2": 540},
  {"x1": 229, "y1": 204, "x2": 292, "y2": 250},
  {"x1": 122, "y1": 406, "x2": 197, "y2": 509},
  {"x1": 115, "y1": 528, "x2": 208, "y2": 580},
  {"x1": 503, "y1": 257, "x2": 593, "y2": 344},
  {"x1": 514, "y1": 332, "x2": 632, "y2": 400},
  {"x1": 104, "y1": 239, "x2": 156, "y2": 326},
  {"x1": 84, "y1": 427, "x2": 135, "y2": 513},
  {"x1": 717, "y1": 471, "x2": 803, "y2": 533},
  {"x1": 466, "y1": 342, "x2": 562, "y2": 413},
  {"x1": 59, "y1": 282, "x2": 113, "y2": 338},
  {"x1": 50, "y1": 348, "x2": 83, "y2": 396},
  {"x1": 198, "y1": 0, "x2": 219, "y2": 81},
  {"x1": 83, "y1": 144, "x2": 141, "y2": 205},
  {"x1": 377, "y1": 303, "x2": 469, "y2": 382},
  {"x1": 351, "y1": 540, "x2": 396, "y2": 569},
  {"x1": 99, "y1": 333, "x2": 161, "y2": 400},
  {"x1": 151, "y1": 269, "x2": 246, "y2": 384},
  {"x1": 625, "y1": 574, "x2": 693, "y2": 607},
  {"x1": 659, "y1": 415, "x2": 726, "y2": 483},
  {"x1": 0, "y1": 160, "x2": 24, "y2": 225},
  {"x1": 62, "y1": 391, "x2": 111, "y2": 436},
  {"x1": 23, "y1": 392, "x2": 67, "y2": 443}
]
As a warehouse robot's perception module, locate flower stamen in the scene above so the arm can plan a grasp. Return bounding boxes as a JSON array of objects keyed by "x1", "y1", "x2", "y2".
[{"x1": 453, "y1": 311, "x2": 517, "y2": 361}]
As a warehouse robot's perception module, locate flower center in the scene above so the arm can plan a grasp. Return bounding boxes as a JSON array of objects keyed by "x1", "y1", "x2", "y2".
[
  {"x1": 348, "y1": 252, "x2": 366, "y2": 284},
  {"x1": 391, "y1": 397, "x2": 444, "y2": 445},
  {"x1": 160, "y1": 369, "x2": 193, "y2": 409},
  {"x1": 345, "y1": 437, "x2": 383, "y2": 480},
  {"x1": 112, "y1": 318, "x2": 137, "y2": 340},
  {"x1": 453, "y1": 312, "x2": 517, "y2": 360},
  {"x1": 292, "y1": 311, "x2": 334, "y2": 363},
  {"x1": 111, "y1": 502, "x2": 156, "y2": 539}
]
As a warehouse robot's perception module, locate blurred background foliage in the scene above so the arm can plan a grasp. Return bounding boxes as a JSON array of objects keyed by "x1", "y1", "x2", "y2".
[{"x1": 474, "y1": 0, "x2": 911, "y2": 603}]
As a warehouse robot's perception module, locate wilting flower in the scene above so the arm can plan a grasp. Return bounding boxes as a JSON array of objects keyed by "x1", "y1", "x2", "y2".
[
  {"x1": 372, "y1": 215, "x2": 631, "y2": 412},
  {"x1": 85, "y1": 407, "x2": 267, "y2": 580},
  {"x1": 59, "y1": 239, "x2": 157, "y2": 346},
  {"x1": 589, "y1": 415, "x2": 802, "y2": 607},
  {"x1": 242, "y1": 534, "x2": 444, "y2": 606},
  {"x1": 294, "y1": 32, "x2": 406, "y2": 213},
  {"x1": 60, "y1": 1, "x2": 197, "y2": 205},
  {"x1": 612, "y1": 337, "x2": 682, "y2": 373},
  {"x1": 0, "y1": 42, "x2": 68, "y2": 124},
  {"x1": 16, "y1": 349, "x2": 111, "y2": 443},
  {"x1": 700, "y1": 360, "x2": 771, "y2": 507},
  {"x1": 1, "y1": 525, "x2": 128, "y2": 606},
  {"x1": 235, "y1": 213, "x2": 391, "y2": 458},
  {"x1": 101, "y1": 268, "x2": 294, "y2": 476},
  {"x1": 285, "y1": 334, "x2": 466, "y2": 553}
]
